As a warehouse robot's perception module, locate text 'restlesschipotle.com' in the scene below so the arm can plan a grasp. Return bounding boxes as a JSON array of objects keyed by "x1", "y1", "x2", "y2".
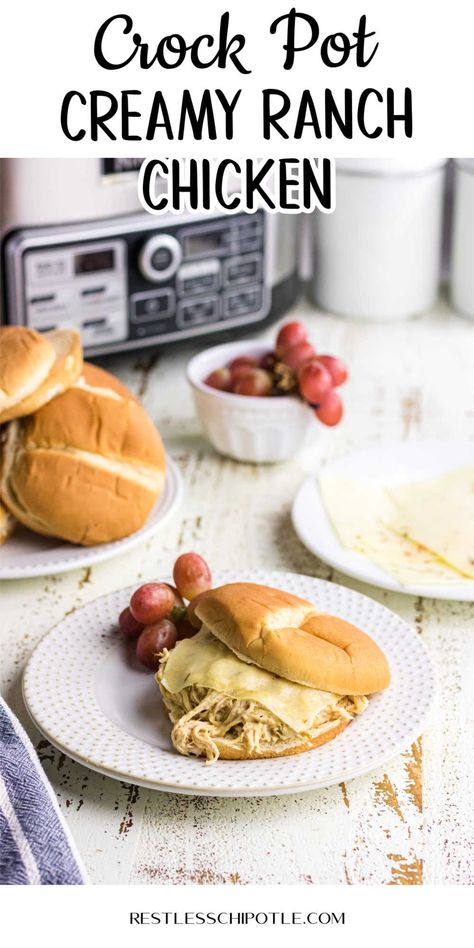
[{"x1": 130, "y1": 911, "x2": 345, "y2": 926}]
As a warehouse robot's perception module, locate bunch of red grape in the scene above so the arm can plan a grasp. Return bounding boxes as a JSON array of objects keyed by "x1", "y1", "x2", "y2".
[
  {"x1": 203, "y1": 320, "x2": 348, "y2": 426},
  {"x1": 118, "y1": 552, "x2": 212, "y2": 671}
]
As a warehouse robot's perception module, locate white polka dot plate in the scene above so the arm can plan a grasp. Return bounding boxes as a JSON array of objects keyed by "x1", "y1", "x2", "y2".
[
  {"x1": 0, "y1": 456, "x2": 182, "y2": 580},
  {"x1": 22, "y1": 570, "x2": 435, "y2": 797}
]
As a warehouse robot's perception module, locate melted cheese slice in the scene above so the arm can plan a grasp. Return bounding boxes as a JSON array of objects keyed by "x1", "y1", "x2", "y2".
[
  {"x1": 161, "y1": 627, "x2": 341, "y2": 734},
  {"x1": 320, "y1": 475, "x2": 466, "y2": 585},
  {"x1": 387, "y1": 466, "x2": 474, "y2": 578}
]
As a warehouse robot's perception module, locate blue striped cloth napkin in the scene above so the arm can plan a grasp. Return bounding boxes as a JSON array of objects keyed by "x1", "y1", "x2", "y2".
[{"x1": 0, "y1": 696, "x2": 87, "y2": 884}]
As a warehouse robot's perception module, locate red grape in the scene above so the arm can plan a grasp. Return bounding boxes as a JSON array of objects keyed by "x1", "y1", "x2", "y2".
[
  {"x1": 118, "y1": 607, "x2": 144, "y2": 640},
  {"x1": 259, "y1": 351, "x2": 276, "y2": 371},
  {"x1": 313, "y1": 390, "x2": 344, "y2": 426},
  {"x1": 318, "y1": 355, "x2": 348, "y2": 387},
  {"x1": 173, "y1": 553, "x2": 212, "y2": 601},
  {"x1": 228, "y1": 355, "x2": 258, "y2": 371},
  {"x1": 187, "y1": 590, "x2": 209, "y2": 629},
  {"x1": 276, "y1": 321, "x2": 308, "y2": 357},
  {"x1": 163, "y1": 584, "x2": 184, "y2": 609},
  {"x1": 297, "y1": 359, "x2": 333, "y2": 404},
  {"x1": 229, "y1": 363, "x2": 257, "y2": 384},
  {"x1": 282, "y1": 341, "x2": 316, "y2": 371},
  {"x1": 136, "y1": 620, "x2": 177, "y2": 671},
  {"x1": 175, "y1": 616, "x2": 199, "y2": 640},
  {"x1": 129, "y1": 583, "x2": 175, "y2": 625},
  {"x1": 204, "y1": 368, "x2": 232, "y2": 392},
  {"x1": 232, "y1": 368, "x2": 273, "y2": 396}
]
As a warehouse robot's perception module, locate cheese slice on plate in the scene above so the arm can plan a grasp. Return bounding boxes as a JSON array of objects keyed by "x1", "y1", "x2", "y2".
[
  {"x1": 161, "y1": 627, "x2": 342, "y2": 734},
  {"x1": 387, "y1": 466, "x2": 474, "y2": 578},
  {"x1": 319, "y1": 474, "x2": 466, "y2": 585}
]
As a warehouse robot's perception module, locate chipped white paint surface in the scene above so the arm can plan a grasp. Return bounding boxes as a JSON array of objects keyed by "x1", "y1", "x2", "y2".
[{"x1": 1, "y1": 298, "x2": 474, "y2": 885}]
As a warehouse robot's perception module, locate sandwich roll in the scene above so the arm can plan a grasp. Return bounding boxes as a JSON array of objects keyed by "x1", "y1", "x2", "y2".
[
  {"x1": 0, "y1": 499, "x2": 15, "y2": 545},
  {"x1": 75, "y1": 361, "x2": 140, "y2": 403},
  {"x1": 195, "y1": 583, "x2": 390, "y2": 695},
  {"x1": 0, "y1": 327, "x2": 83, "y2": 422},
  {"x1": 157, "y1": 583, "x2": 390, "y2": 762},
  {"x1": 0, "y1": 327, "x2": 55, "y2": 417},
  {"x1": 0, "y1": 363, "x2": 166, "y2": 546}
]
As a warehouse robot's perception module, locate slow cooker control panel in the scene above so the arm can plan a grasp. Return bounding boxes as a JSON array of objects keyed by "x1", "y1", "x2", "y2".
[
  {"x1": 20, "y1": 240, "x2": 128, "y2": 351},
  {"x1": 129, "y1": 213, "x2": 266, "y2": 343},
  {"x1": 4, "y1": 210, "x2": 269, "y2": 354}
]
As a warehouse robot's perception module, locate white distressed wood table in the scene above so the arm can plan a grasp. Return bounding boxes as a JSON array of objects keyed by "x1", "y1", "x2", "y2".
[{"x1": 1, "y1": 297, "x2": 473, "y2": 885}]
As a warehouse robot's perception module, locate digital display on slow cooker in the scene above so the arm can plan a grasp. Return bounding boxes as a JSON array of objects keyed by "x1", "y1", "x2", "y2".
[
  {"x1": 183, "y1": 232, "x2": 223, "y2": 257},
  {"x1": 74, "y1": 249, "x2": 115, "y2": 274}
]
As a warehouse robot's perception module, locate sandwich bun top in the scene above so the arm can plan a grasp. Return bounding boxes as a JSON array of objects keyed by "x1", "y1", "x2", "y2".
[
  {"x1": 0, "y1": 327, "x2": 82, "y2": 422},
  {"x1": 0, "y1": 327, "x2": 55, "y2": 416},
  {"x1": 195, "y1": 582, "x2": 390, "y2": 696},
  {"x1": 0, "y1": 362, "x2": 166, "y2": 546},
  {"x1": 23, "y1": 361, "x2": 163, "y2": 470},
  {"x1": 78, "y1": 362, "x2": 139, "y2": 403}
]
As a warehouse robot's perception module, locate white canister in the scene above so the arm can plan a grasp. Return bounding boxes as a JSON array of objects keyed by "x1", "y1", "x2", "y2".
[
  {"x1": 311, "y1": 159, "x2": 446, "y2": 320},
  {"x1": 450, "y1": 159, "x2": 474, "y2": 320}
]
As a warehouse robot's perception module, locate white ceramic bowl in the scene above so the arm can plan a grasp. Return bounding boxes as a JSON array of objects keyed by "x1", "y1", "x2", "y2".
[{"x1": 187, "y1": 340, "x2": 318, "y2": 463}]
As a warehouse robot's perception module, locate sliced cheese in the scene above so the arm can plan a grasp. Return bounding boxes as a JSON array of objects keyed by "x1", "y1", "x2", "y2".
[
  {"x1": 161, "y1": 627, "x2": 341, "y2": 734},
  {"x1": 387, "y1": 466, "x2": 474, "y2": 578},
  {"x1": 319, "y1": 474, "x2": 465, "y2": 585}
]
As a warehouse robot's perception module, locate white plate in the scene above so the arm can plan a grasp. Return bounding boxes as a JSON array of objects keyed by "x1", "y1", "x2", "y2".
[
  {"x1": 22, "y1": 569, "x2": 435, "y2": 797},
  {"x1": 292, "y1": 440, "x2": 474, "y2": 601},
  {"x1": 0, "y1": 457, "x2": 183, "y2": 580}
]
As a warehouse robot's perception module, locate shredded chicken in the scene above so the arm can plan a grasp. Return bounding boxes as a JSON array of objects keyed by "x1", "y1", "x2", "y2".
[{"x1": 157, "y1": 652, "x2": 368, "y2": 763}]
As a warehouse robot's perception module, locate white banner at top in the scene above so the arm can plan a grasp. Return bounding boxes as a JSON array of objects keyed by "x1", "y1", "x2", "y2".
[{"x1": 1, "y1": 0, "x2": 473, "y2": 156}]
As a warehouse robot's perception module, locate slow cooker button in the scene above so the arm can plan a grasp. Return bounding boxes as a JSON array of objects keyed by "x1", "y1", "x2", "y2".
[
  {"x1": 138, "y1": 235, "x2": 182, "y2": 283},
  {"x1": 151, "y1": 247, "x2": 173, "y2": 272}
]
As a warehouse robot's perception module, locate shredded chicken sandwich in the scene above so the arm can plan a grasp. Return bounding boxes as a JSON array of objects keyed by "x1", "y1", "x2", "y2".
[
  {"x1": 158, "y1": 650, "x2": 367, "y2": 762},
  {"x1": 155, "y1": 583, "x2": 389, "y2": 764}
]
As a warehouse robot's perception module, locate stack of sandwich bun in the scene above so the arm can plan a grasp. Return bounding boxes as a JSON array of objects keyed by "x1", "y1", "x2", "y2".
[{"x1": 0, "y1": 326, "x2": 166, "y2": 546}]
